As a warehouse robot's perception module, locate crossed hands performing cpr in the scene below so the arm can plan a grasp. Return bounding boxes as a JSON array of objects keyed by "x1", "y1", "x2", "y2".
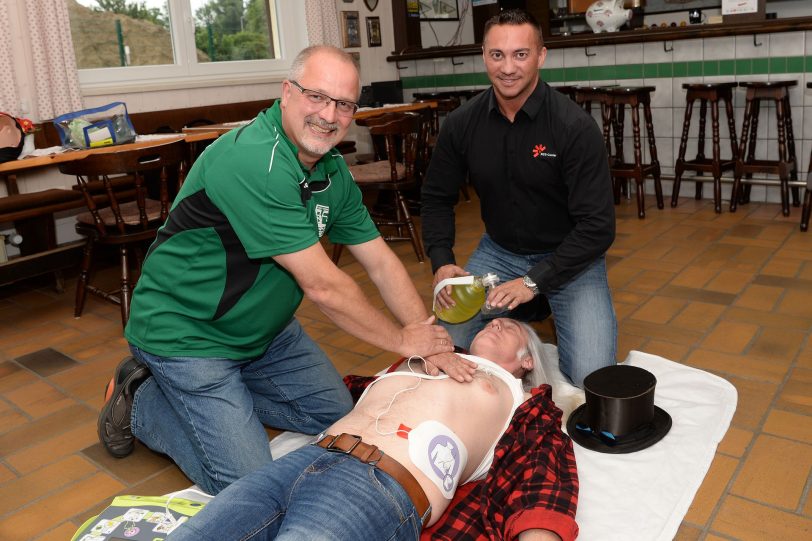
[
  {"x1": 423, "y1": 264, "x2": 537, "y2": 384},
  {"x1": 402, "y1": 317, "x2": 478, "y2": 383}
]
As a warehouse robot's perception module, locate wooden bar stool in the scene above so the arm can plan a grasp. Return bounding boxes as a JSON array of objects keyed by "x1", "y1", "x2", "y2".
[
  {"x1": 802, "y1": 83, "x2": 812, "y2": 232},
  {"x1": 552, "y1": 85, "x2": 578, "y2": 101},
  {"x1": 574, "y1": 86, "x2": 616, "y2": 167},
  {"x1": 671, "y1": 82, "x2": 738, "y2": 213},
  {"x1": 606, "y1": 86, "x2": 663, "y2": 219},
  {"x1": 802, "y1": 168, "x2": 811, "y2": 232},
  {"x1": 730, "y1": 80, "x2": 799, "y2": 216}
]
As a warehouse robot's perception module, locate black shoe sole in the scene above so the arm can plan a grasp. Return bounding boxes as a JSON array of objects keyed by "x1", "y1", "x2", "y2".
[{"x1": 98, "y1": 358, "x2": 149, "y2": 458}]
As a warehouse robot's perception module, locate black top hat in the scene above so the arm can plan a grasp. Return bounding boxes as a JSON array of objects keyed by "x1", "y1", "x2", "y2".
[{"x1": 567, "y1": 364, "x2": 672, "y2": 454}]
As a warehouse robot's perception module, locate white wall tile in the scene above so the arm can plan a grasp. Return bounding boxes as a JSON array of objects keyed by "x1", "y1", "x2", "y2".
[
  {"x1": 434, "y1": 57, "x2": 454, "y2": 76},
  {"x1": 803, "y1": 77, "x2": 812, "y2": 107},
  {"x1": 735, "y1": 34, "x2": 769, "y2": 59},
  {"x1": 416, "y1": 59, "x2": 435, "y2": 77},
  {"x1": 801, "y1": 139, "x2": 812, "y2": 173},
  {"x1": 769, "y1": 32, "x2": 805, "y2": 56},
  {"x1": 650, "y1": 79, "x2": 673, "y2": 108},
  {"x1": 563, "y1": 47, "x2": 590, "y2": 68},
  {"x1": 472, "y1": 54, "x2": 485, "y2": 74},
  {"x1": 703, "y1": 37, "x2": 735, "y2": 60},
  {"x1": 673, "y1": 39, "x2": 702, "y2": 62},
  {"x1": 544, "y1": 49, "x2": 564, "y2": 70},
  {"x1": 452, "y1": 55, "x2": 474, "y2": 76},
  {"x1": 616, "y1": 43, "x2": 643, "y2": 65},
  {"x1": 652, "y1": 107, "x2": 673, "y2": 140},
  {"x1": 803, "y1": 105, "x2": 812, "y2": 140},
  {"x1": 643, "y1": 40, "x2": 673, "y2": 64}
]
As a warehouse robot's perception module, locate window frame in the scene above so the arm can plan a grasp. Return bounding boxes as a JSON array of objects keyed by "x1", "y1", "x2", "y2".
[{"x1": 76, "y1": 0, "x2": 307, "y2": 95}]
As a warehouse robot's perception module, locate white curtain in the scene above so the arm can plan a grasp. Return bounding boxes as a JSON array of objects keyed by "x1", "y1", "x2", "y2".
[
  {"x1": 0, "y1": 0, "x2": 20, "y2": 115},
  {"x1": 24, "y1": 1, "x2": 82, "y2": 119},
  {"x1": 304, "y1": 0, "x2": 342, "y2": 47}
]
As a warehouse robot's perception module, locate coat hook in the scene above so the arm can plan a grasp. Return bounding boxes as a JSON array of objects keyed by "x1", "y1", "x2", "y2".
[
  {"x1": 396, "y1": 61, "x2": 408, "y2": 70},
  {"x1": 451, "y1": 57, "x2": 463, "y2": 66},
  {"x1": 585, "y1": 47, "x2": 596, "y2": 57},
  {"x1": 753, "y1": 34, "x2": 762, "y2": 47},
  {"x1": 663, "y1": 41, "x2": 673, "y2": 53}
]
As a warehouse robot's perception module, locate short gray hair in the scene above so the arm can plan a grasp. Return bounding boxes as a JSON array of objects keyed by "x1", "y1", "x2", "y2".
[
  {"x1": 288, "y1": 45, "x2": 360, "y2": 87},
  {"x1": 517, "y1": 321, "x2": 551, "y2": 392}
]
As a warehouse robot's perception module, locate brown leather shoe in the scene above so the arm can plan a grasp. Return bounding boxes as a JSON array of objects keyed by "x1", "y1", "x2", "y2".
[{"x1": 98, "y1": 356, "x2": 149, "y2": 458}]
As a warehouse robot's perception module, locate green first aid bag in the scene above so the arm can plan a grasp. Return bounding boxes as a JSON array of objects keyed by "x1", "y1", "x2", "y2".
[{"x1": 71, "y1": 494, "x2": 207, "y2": 541}]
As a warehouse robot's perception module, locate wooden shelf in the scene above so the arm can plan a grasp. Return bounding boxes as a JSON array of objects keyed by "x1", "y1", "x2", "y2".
[{"x1": 387, "y1": 16, "x2": 812, "y2": 61}]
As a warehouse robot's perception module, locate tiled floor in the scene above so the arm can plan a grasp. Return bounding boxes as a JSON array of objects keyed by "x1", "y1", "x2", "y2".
[{"x1": 1, "y1": 192, "x2": 811, "y2": 540}]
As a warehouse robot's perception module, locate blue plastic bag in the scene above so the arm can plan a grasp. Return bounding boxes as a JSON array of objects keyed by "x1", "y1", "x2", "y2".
[{"x1": 53, "y1": 102, "x2": 136, "y2": 149}]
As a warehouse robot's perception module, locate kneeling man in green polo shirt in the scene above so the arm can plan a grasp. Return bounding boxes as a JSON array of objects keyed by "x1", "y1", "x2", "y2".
[{"x1": 98, "y1": 45, "x2": 458, "y2": 496}]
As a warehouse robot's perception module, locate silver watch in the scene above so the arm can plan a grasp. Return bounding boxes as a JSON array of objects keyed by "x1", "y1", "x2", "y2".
[{"x1": 522, "y1": 275, "x2": 539, "y2": 296}]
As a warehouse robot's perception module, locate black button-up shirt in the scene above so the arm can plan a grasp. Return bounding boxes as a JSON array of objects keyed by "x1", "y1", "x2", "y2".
[{"x1": 421, "y1": 81, "x2": 615, "y2": 294}]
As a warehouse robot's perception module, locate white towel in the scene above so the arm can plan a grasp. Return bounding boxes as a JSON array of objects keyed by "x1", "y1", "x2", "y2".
[
  {"x1": 184, "y1": 349, "x2": 737, "y2": 541},
  {"x1": 572, "y1": 350, "x2": 737, "y2": 541}
]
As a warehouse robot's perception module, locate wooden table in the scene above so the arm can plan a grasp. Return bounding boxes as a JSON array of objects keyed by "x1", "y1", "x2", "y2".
[
  {"x1": 0, "y1": 133, "x2": 216, "y2": 288},
  {"x1": 181, "y1": 103, "x2": 439, "y2": 131},
  {"x1": 181, "y1": 121, "x2": 252, "y2": 136},
  {"x1": 353, "y1": 101, "x2": 436, "y2": 120},
  {"x1": 0, "y1": 133, "x2": 216, "y2": 185}
]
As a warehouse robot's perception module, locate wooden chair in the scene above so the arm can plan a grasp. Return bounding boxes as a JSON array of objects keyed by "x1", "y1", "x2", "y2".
[
  {"x1": 58, "y1": 140, "x2": 186, "y2": 327},
  {"x1": 333, "y1": 113, "x2": 425, "y2": 264},
  {"x1": 412, "y1": 97, "x2": 469, "y2": 202},
  {"x1": 352, "y1": 111, "x2": 408, "y2": 165}
]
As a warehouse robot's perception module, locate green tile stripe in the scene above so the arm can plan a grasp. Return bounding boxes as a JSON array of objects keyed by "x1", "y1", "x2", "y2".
[{"x1": 401, "y1": 55, "x2": 809, "y2": 89}]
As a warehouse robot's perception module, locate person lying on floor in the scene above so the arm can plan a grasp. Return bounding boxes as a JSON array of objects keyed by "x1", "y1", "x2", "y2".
[{"x1": 167, "y1": 318, "x2": 578, "y2": 541}]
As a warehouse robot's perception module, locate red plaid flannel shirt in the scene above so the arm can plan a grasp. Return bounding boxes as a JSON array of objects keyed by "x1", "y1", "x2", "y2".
[{"x1": 343, "y1": 372, "x2": 579, "y2": 541}]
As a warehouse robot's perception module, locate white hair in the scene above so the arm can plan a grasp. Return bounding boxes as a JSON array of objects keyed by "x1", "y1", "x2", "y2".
[
  {"x1": 516, "y1": 321, "x2": 551, "y2": 392},
  {"x1": 517, "y1": 321, "x2": 586, "y2": 421}
]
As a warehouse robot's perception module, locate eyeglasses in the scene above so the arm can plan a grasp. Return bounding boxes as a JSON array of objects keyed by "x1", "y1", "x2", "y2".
[{"x1": 289, "y1": 80, "x2": 359, "y2": 117}]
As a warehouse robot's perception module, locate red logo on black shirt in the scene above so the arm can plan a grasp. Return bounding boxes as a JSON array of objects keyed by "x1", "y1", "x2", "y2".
[{"x1": 532, "y1": 143, "x2": 556, "y2": 158}]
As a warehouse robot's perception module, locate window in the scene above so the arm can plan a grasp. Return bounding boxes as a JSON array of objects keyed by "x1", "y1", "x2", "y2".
[{"x1": 69, "y1": 0, "x2": 306, "y2": 93}]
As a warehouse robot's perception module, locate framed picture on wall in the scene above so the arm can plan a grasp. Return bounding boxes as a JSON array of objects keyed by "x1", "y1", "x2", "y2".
[
  {"x1": 721, "y1": 0, "x2": 765, "y2": 22},
  {"x1": 341, "y1": 11, "x2": 362, "y2": 48},
  {"x1": 366, "y1": 17, "x2": 382, "y2": 47},
  {"x1": 643, "y1": 0, "x2": 720, "y2": 14},
  {"x1": 419, "y1": 0, "x2": 459, "y2": 20}
]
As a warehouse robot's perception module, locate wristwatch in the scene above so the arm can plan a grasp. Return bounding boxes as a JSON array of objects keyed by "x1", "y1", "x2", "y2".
[{"x1": 522, "y1": 275, "x2": 540, "y2": 296}]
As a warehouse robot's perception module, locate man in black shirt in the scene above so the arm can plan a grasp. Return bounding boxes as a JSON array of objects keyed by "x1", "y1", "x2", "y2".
[{"x1": 421, "y1": 9, "x2": 616, "y2": 387}]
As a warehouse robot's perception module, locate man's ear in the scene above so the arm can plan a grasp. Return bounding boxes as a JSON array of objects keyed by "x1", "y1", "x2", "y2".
[
  {"x1": 280, "y1": 80, "x2": 291, "y2": 108},
  {"x1": 537, "y1": 47, "x2": 547, "y2": 69}
]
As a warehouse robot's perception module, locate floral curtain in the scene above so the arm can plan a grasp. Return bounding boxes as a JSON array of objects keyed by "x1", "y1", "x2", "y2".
[
  {"x1": 24, "y1": 1, "x2": 82, "y2": 120},
  {"x1": 0, "y1": 0, "x2": 20, "y2": 115},
  {"x1": 304, "y1": 0, "x2": 342, "y2": 47}
]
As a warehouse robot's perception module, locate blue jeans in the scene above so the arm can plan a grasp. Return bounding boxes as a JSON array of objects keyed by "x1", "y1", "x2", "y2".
[
  {"x1": 444, "y1": 234, "x2": 617, "y2": 387},
  {"x1": 129, "y1": 319, "x2": 353, "y2": 495},
  {"x1": 167, "y1": 443, "x2": 422, "y2": 541}
]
